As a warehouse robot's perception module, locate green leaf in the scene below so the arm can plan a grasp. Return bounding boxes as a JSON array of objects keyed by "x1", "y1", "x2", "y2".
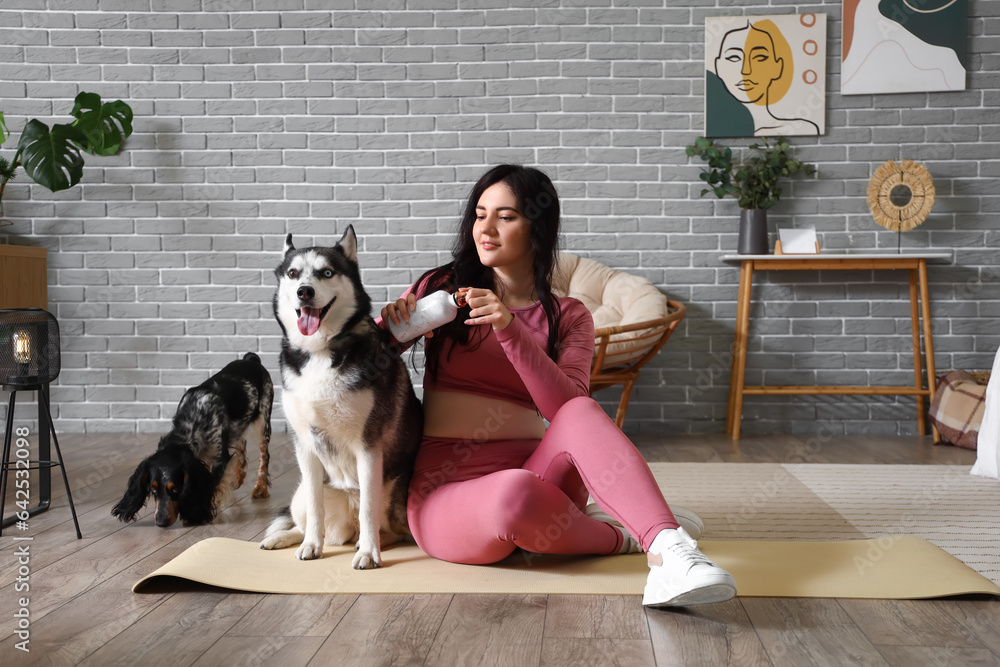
[
  {"x1": 0, "y1": 156, "x2": 16, "y2": 182},
  {"x1": 70, "y1": 93, "x2": 133, "y2": 156},
  {"x1": 0, "y1": 112, "x2": 8, "y2": 146},
  {"x1": 16, "y1": 119, "x2": 88, "y2": 192},
  {"x1": 687, "y1": 136, "x2": 815, "y2": 210}
]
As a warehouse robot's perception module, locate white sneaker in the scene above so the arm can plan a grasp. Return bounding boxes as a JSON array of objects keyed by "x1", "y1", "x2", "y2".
[
  {"x1": 643, "y1": 527, "x2": 736, "y2": 607},
  {"x1": 584, "y1": 503, "x2": 705, "y2": 542}
]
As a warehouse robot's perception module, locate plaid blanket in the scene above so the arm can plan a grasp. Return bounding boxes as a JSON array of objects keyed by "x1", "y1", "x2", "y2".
[{"x1": 930, "y1": 371, "x2": 990, "y2": 449}]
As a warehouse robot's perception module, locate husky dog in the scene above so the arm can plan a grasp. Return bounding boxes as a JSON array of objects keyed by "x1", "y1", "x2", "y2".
[{"x1": 261, "y1": 225, "x2": 422, "y2": 569}]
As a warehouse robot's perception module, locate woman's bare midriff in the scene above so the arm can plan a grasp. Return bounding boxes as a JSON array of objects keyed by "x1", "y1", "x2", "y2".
[{"x1": 422, "y1": 388, "x2": 546, "y2": 441}]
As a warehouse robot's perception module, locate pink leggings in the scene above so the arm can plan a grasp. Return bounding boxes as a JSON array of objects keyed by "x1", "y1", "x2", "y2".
[{"x1": 407, "y1": 396, "x2": 678, "y2": 564}]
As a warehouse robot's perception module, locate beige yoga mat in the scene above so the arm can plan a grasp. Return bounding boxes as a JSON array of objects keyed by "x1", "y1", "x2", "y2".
[{"x1": 133, "y1": 535, "x2": 1000, "y2": 599}]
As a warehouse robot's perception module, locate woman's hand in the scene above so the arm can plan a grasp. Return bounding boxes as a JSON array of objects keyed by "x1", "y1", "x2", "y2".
[
  {"x1": 462, "y1": 287, "x2": 514, "y2": 331},
  {"x1": 380, "y1": 294, "x2": 434, "y2": 338}
]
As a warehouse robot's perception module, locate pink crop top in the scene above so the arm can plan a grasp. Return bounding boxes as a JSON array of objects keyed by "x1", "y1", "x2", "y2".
[{"x1": 378, "y1": 274, "x2": 595, "y2": 422}]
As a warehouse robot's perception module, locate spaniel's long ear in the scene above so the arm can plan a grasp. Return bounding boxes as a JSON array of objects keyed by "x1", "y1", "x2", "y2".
[
  {"x1": 177, "y1": 459, "x2": 217, "y2": 526},
  {"x1": 111, "y1": 460, "x2": 151, "y2": 523}
]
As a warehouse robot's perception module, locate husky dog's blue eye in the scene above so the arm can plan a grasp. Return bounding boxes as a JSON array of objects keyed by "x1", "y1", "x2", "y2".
[
  {"x1": 287, "y1": 269, "x2": 299, "y2": 279},
  {"x1": 321, "y1": 269, "x2": 334, "y2": 279}
]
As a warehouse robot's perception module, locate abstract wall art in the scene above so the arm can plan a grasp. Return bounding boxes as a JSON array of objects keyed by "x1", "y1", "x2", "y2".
[
  {"x1": 842, "y1": 0, "x2": 968, "y2": 95},
  {"x1": 704, "y1": 14, "x2": 827, "y2": 138}
]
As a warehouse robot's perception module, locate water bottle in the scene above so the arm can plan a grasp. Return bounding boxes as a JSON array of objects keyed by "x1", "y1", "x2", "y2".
[{"x1": 387, "y1": 290, "x2": 466, "y2": 343}]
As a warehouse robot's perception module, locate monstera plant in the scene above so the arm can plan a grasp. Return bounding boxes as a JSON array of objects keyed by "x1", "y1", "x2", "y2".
[{"x1": 0, "y1": 92, "x2": 133, "y2": 215}]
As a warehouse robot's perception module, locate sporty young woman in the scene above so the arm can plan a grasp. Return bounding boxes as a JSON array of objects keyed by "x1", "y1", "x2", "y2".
[{"x1": 379, "y1": 164, "x2": 736, "y2": 607}]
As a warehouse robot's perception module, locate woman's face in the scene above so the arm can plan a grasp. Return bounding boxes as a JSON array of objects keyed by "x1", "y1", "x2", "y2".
[
  {"x1": 473, "y1": 182, "x2": 534, "y2": 272},
  {"x1": 715, "y1": 25, "x2": 783, "y2": 105}
]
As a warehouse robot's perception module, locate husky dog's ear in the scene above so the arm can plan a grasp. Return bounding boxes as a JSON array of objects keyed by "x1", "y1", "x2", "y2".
[
  {"x1": 338, "y1": 225, "x2": 358, "y2": 263},
  {"x1": 283, "y1": 234, "x2": 295, "y2": 255}
]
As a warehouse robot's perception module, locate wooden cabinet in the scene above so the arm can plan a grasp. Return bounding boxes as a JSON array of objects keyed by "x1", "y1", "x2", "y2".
[{"x1": 0, "y1": 244, "x2": 48, "y2": 309}]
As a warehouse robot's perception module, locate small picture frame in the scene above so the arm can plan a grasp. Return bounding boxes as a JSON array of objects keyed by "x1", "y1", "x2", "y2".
[{"x1": 775, "y1": 226, "x2": 820, "y2": 255}]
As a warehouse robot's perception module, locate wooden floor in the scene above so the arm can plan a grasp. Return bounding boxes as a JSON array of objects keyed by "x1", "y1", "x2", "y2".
[{"x1": 2, "y1": 431, "x2": 997, "y2": 667}]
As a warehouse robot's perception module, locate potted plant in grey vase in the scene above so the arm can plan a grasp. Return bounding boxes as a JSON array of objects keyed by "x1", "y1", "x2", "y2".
[
  {"x1": 0, "y1": 92, "x2": 133, "y2": 229},
  {"x1": 685, "y1": 136, "x2": 816, "y2": 254}
]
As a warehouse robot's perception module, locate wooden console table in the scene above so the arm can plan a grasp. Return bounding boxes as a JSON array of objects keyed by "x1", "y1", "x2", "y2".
[{"x1": 722, "y1": 253, "x2": 951, "y2": 440}]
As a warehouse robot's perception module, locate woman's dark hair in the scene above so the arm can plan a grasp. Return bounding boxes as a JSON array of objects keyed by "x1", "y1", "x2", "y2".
[{"x1": 418, "y1": 164, "x2": 563, "y2": 380}]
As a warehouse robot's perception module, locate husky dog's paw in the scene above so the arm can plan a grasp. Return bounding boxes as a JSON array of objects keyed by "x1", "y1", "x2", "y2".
[
  {"x1": 296, "y1": 541, "x2": 324, "y2": 560},
  {"x1": 352, "y1": 548, "x2": 382, "y2": 570},
  {"x1": 260, "y1": 529, "x2": 302, "y2": 550}
]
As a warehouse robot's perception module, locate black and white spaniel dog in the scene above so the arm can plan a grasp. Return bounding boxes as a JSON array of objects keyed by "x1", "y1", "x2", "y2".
[{"x1": 112, "y1": 352, "x2": 273, "y2": 527}]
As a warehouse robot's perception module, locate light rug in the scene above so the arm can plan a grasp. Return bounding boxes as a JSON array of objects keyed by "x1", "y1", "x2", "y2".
[
  {"x1": 650, "y1": 462, "x2": 1000, "y2": 586},
  {"x1": 133, "y1": 463, "x2": 1000, "y2": 598},
  {"x1": 784, "y1": 463, "x2": 1000, "y2": 585}
]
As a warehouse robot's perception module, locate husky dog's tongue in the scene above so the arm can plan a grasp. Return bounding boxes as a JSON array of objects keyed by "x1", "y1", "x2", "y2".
[{"x1": 297, "y1": 307, "x2": 322, "y2": 336}]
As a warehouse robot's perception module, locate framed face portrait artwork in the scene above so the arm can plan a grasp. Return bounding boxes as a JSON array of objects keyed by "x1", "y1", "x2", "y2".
[
  {"x1": 704, "y1": 14, "x2": 827, "y2": 138},
  {"x1": 842, "y1": 0, "x2": 967, "y2": 95}
]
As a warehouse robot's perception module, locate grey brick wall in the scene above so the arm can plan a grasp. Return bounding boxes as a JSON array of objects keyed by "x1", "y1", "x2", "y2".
[{"x1": 1, "y1": 0, "x2": 997, "y2": 436}]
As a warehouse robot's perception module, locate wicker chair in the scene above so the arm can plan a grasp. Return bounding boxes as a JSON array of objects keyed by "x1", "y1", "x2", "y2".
[{"x1": 553, "y1": 254, "x2": 686, "y2": 429}]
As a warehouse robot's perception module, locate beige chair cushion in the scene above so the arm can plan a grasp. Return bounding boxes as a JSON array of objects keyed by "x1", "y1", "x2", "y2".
[{"x1": 554, "y1": 253, "x2": 670, "y2": 367}]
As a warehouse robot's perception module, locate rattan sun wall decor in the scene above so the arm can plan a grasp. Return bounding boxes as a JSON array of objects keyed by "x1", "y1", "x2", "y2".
[{"x1": 867, "y1": 159, "x2": 936, "y2": 232}]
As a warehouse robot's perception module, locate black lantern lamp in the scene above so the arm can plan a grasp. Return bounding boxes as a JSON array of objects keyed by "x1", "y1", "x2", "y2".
[{"x1": 0, "y1": 309, "x2": 81, "y2": 538}]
